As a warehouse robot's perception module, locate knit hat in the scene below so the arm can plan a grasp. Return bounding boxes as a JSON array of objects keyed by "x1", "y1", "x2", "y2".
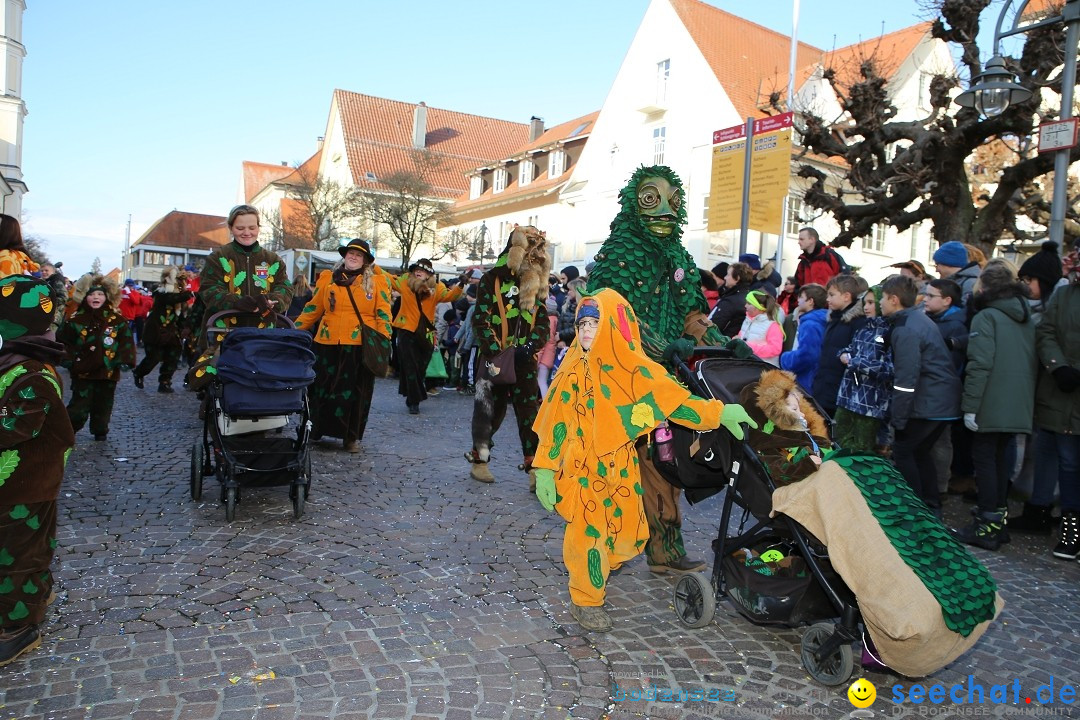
[
  {"x1": 738, "y1": 253, "x2": 762, "y2": 271},
  {"x1": 576, "y1": 298, "x2": 600, "y2": 323},
  {"x1": 932, "y1": 241, "x2": 969, "y2": 268},
  {"x1": 561, "y1": 265, "x2": 580, "y2": 282},
  {"x1": 0, "y1": 275, "x2": 54, "y2": 340},
  {"x1": 1018, "y1": 241, "x2": 1062, "y2": 287}
]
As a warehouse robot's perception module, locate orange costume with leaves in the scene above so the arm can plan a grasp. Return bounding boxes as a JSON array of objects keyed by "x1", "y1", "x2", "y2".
[{"x1": 532, "y1": 289, "x2": 728, "y2": 608}]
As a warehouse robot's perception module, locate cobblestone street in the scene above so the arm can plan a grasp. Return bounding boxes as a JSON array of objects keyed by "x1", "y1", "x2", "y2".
[{"x1": 0, "y1": 370, "x2": 1078, "y2": 720}]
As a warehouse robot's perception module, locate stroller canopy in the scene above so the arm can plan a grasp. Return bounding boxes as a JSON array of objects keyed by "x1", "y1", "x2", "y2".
[{"x1": 216, "y1": 327, "x2": 316, "y2": 391}]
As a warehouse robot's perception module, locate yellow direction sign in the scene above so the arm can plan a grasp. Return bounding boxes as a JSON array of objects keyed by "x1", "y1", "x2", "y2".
[{"x1": 707, "y1": 112, "x2": 792, "y2": 236}]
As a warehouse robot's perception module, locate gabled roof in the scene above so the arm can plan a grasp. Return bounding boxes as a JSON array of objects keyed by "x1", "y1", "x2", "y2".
[
  {"x1": 822, "y1": 22, "x2": 933, "y2": 90},
  {"x1": 241, "y1": 161, "x2": 294, "y2": 203},
  {"x1": 450, "y1": 110, "x2": 600, "y2": 219},
  {"x1": 669, "y1": 0, "x2": 823, "y2": 119},
  {"x1": 133, "y1": 210, "x2": 230, "y2": 251},
  {"x1": 334, "y1": 90, "x2": 532, "y2": 200},
  {"x1": 278, "y1": 149, "x2": 323, "y2": 188}
]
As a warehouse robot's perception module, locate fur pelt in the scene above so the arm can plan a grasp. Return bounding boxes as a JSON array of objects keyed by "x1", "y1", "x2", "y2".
[
  {"x1": 160, "y1": 265, "x2": 188, "y2": 293},
  {"x1": 505, "y1": 225, "x2": 551, "y2": 310},
  {"x1": 72, "y1": 273, "x2": 121, "y2": 309},
  {"x1": 406, "y1": 272, "x2": 436, "y2": 297},
  {"x1": 751, "y1": 368, "x2": 829, "y2": 438}
]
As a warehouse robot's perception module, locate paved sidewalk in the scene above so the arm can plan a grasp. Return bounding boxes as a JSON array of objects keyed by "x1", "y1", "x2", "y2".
[{"x1": 0, "y1": 370, "x2": 1078, "y2": 720}]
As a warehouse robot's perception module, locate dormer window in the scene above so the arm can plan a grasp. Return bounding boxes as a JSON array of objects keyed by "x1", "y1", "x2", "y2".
[
  {"x1": 549, "y1": 149, "x2": 565, "y2": 178},
  {"x1": 493, "y1": 168, "x2": 508, "y2": 194},
  {"x1": 469, "y1": 175, "x2": 483, "y2": 200},
  {"x1": 520, "y1": 159, "x2": 534, "y2": 187}
]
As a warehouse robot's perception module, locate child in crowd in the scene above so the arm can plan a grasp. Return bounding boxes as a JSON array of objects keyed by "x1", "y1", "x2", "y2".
[
  {"x1": 834, "y1": 286, "x2": 893, "y2": 453},
  {"x1": 133, "y1": 267, "x2": 193, "y2": 393},
  {"x1": 812, "y1": 274, "x2": 869, "y2": 416},
  {"x1": 536, "y1": 294, "x2": 560, "y2": 396},
  {"x1": 739, "y1": 368, "x2": 830, "y2": 486},
  {"x1": 455, "y1": 285, "x2": 478, "y2": 394},
  {"x1": 880, "y1": 274, "x2": 961, "y2": 514},
  {"x1": 531, "y1": 289, "x2": 754, "y2": 632},
  {"x1": 779, "y1": 284, "x2": 828, "y2": 391},
  {"x1": 737, "y1": 290, "x2": 783, "y2": 366},
  {"x1": 924, "y1": 278, "x2": 968, "y2": 374},
  {"x1": 441, "y1": 307, "x2": 461, "y2": 390},
  {"x1": 58, "y1": 274, "x2": 136, "y2": 441}
]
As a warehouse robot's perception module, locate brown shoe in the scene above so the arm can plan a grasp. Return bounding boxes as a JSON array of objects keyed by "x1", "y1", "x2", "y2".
[
  {"x1": 471, "y1": 463, "x2": 495, "y2": 483},
  {"x1": 648, "y1": 556, "x2": 706, "y2": 574},
  {"x1": 569, "y1": 602, "x2": 612, "y2": 632},
  {"x1": 343, "y1": 440, "x2": 360, "y2": 453}
]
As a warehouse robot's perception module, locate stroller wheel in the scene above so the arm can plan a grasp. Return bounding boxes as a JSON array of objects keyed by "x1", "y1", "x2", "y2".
[
  {"x1": 672, "y1": 572, "x2": 715, "y2": 629},
  {"x1": 800, "y1": 622, "x2": 854, "y2": 686},
  {"x1": 292, "y1": 484, "x2": 307, "y2": 521},
  {"x1": 190, "y1": 441, "x2": 204, "y2": 501},
  {"x1": 225, "y1": 487, "x2": 238, "y2": 522}
]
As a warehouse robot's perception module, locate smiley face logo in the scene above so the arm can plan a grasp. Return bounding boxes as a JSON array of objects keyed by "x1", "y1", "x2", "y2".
[{"x1": 848, "y1": 678, "x2": 876, "y2": 708}]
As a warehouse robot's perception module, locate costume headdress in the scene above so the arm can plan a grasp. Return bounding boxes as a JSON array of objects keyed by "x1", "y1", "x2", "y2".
[{"x1": 72, "y1": 273, "x2": 121, "y2": 309}]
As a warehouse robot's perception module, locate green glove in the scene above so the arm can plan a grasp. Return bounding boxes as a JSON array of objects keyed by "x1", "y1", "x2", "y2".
[
  {"x1": 663, "y1": 338, "x2": 695, "y2": 363},
  {"x1": 720, "y1": 403, "x2": 757, "y2": 440},
  {"x1": 534, "y1": 468, "x2": 556, "y2": 511},
  {"x1": 723, "y1": 337, "x2": 753, "y2": 359}
]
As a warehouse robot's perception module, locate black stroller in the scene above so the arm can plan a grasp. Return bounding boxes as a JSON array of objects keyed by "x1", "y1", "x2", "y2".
[
  {"x1": 190, "y1": 312, "x2": 316, "y2": 521},
  {"x1": 654, "y1": 348, "x2": 861, "y2": 686}
]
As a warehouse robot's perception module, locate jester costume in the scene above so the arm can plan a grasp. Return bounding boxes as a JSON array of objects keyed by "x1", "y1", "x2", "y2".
[
  {"x1": 58, "y1": 274, "x2": 136, "y2": 438},
  {"x1": 197, "y1": 239, "x2": 292, "y2": 339},
  {"x1": 134, "y1": 267, "x2": 194, "y2": 393},
  {"x1": 532, "y1": 289, "x2": 730, "y2": 625},
  {"x1": 0, "y1": 276, "x2": 75, "y2": 665},
  {"x1": 466, "y1": 226, "x2": 551, "y2": 483},
  {"x1": 588, "y1": 165, "x2": 747, "y2": 570}
]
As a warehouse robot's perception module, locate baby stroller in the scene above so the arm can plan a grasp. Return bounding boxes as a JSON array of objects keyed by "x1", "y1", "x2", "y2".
[
  {"x1": 190, "y1": 311, "x2": 316, "y2": 521},
  {"x1": 654, "y1": 348, "x2": 860, "y2": 686}
]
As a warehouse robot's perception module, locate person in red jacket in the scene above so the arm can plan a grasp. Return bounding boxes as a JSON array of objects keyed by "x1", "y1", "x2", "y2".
[{"x1": 794, "y1": 227, "x2": 845, "y2": 290}]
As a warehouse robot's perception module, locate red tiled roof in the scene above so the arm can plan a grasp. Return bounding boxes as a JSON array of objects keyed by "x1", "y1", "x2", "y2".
[
  {"x1": 278, "y1": 149, "x2": 323, "y2": 188},
  {"x1": 133, "y1": 211, "x2": 230, "y2": 251},
  {"x1": 670, "y1": 0, "x2": 823, "y2": 119},
  {"x1": 242, "y1": 161, "x2": 294, "y2": 203},
  {"x1": 512, "y1": 111, "x2": 600, "y2": 157},
  {"x1": 823, "y1": 22, "x2": 932, "y2": 90},
  {"x1": 334, "y1": 90, "x2": 532, "y2": 199}
]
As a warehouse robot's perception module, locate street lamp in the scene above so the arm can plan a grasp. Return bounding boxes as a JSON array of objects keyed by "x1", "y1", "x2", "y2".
[{"x1": 955, "y1": 0, "x2": 1080, "y2": 246}]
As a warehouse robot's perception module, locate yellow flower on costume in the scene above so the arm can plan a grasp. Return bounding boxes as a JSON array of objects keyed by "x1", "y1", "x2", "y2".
[{"x1": 630, "y1": 402, "x2": 655, "y2": 428}]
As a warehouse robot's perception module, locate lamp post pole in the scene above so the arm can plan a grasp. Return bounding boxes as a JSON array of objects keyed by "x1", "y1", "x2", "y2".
[{"x1": 956, "y1": 0, "x2": 1080, "y2": 247}]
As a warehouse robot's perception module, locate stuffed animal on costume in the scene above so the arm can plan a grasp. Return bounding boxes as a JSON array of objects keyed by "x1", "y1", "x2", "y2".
[{"x1": 588, "y1": 165, "x2": 747, "y2": 365}]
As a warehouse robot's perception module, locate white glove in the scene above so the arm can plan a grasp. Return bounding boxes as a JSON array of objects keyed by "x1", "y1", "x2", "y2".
[{"x1": 964, "y1": 413, "x2": 979, "y2": 432}]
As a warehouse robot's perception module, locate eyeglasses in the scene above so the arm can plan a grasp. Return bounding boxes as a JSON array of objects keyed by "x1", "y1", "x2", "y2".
[{"x1": 923, "y1": 292, "x2": 943, "y2": 299}]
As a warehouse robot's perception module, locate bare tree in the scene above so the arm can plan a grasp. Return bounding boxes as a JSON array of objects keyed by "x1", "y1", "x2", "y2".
[
  {"x1": 362, "y1": 149, "x2": 453, "y2": 271},
  {"x1": 262, "y1": 162, "x2": 367, "y2": 252},
  {"x1": 90, "y1": 256, "x2": 102, "y2": 275},
  {"x1": 789, "y1": 0, "x2": 1080, "y2": 257},
  {"x1": 431, "y1": 227, "x2": 481, "y2": 264},
  {"x1": 23, "y1": 234, "x2": 49, "y2": 265}
]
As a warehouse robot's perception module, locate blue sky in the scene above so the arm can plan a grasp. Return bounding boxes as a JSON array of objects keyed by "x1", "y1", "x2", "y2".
[{"x1": 24, "y1": 0, "x2": 942, "y2": 276}]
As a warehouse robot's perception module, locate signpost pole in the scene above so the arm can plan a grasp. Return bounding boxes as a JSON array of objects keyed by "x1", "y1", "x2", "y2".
[
  {"x1": 1049, "y1": 10, "x2": 1079, "y2": 247},
  {"x1": 738, "y1": 117, "x2": 754, "y2": 256}
]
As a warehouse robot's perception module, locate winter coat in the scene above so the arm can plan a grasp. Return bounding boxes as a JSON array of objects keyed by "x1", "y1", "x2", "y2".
[
  {"x1": 794, "y1": 242, "x2": 844, "y2": 290},
  {"x1": 812, "y1": 301, "x2": 868, "y2": 414},
  {"x1": 59, "y1": 306, "x2": 137, "y2": 382},
  {"x1": 951, "y1": 263, "x2": 982, "y2": 307},
  {"x1": 557, "y1": 295, "x2": 578, "y2": 344},
  {"x1": 389, "y1": 274, "x2": 462, "y2": 334},
  {"x1": 708, "y1": 281, "x2": 751, "y2": 338},
  {"x1": 836, "y1": 316, "x2": 893, "y2": 420},
  {"x1": 885, "y1": 307, "x2": 962, "y2": 429},
  {"x1": 457, "y1": 302, "x2": 477, "y2": 355},
  {"x1": 962, "y1": 294, "x2": 1037, "y2": 433},
  {"x1": 927, "y1": 305, "x2": 968, "y2": 374},
  {"x1": 780, "y1": 308, "x2": 827, "y2": 391},
  {"x1": 142, "y1": 289, "x2": 193, "y2": 347},
  {"x1": 1034, "y1": 282, "x2": 1080, "y2": 434},
  {"x1": 737, "y1": 314, "x2": 783, "y2": 366},
  {"x1": 294, "y1": 269, "x2": 392, "y2": 345},
  {"x1": 472, "y1": 264, "x2": 549, "y2": 361},
  {"x1": 199, "y1": 241, "x2": 293, "y2": 320}
]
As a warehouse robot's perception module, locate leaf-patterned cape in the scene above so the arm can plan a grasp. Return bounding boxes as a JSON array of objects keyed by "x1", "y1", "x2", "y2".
[{"x1": 533, "y1": 288, "x2": 692, "y2": 463}]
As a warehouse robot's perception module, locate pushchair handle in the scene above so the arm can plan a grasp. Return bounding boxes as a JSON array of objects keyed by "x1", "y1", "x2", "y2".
[{"x1": 204, "y1": 309, "x2": 295, "y2": 336}]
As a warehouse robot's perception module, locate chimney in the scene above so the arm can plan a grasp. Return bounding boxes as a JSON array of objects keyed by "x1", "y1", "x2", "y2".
[
  {"x1": 316, "y1": 136, "x2": 324, "y2": 151},
  {"x1": 281, "y1": 161, "x2": 288, "y2": 166},
  {"x1": 529, "y1": 116, "x2": 544, "y2": 142},
  {"x1": 412, "y1": 102, "x2": 428, "y2": 149}
]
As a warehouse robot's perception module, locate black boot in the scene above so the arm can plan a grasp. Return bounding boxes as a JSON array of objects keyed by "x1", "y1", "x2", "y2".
[
  {"x1": 1011, "y1": 502, "x2": 1053, "y2": 534},
  {"x1": 133, "y1": 372, "x2": 144, "y2": 389},
  {"x1": 952, "y1": 510, "x2": 1006, "y2": 551},
  {"x1": 158, "y1": 381, "x2": 175, "y2": 394},
  {"x1": 1053, "y1": 511, "x2": 1080, "y2": 560}
]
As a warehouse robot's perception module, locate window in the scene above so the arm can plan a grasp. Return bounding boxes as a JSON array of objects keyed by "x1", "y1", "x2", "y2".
[
  {"x1": 653, "y1": 126, "x2": 666, "y2": 165},
  {"x1": 143, "y1": 251, "x2": 183, "y2": 266},
  {"x1": 493, "y1": 168, "x2": 508, "y2": 194},
  {"x1": 469, "y1": 175, "x2": 483, "y2": 200},
  {"x1": 549, "y1": 149, "x2": 565, "y2": 178},
  {"x1": 862, "y1": 222, "x2": 887, "y2": 253},
  {"x1": 785, "y1": 196, "x2": 805, "y2": 236},
  {"x1": 656, "y1": 59, "x2": 670, "y2": 104},
  {"x1": 520, "y1": 159, "x2": 534, "y2": 187},
  {"x1": 910, "y1": 224, "x2": 919, "y2": 259}
]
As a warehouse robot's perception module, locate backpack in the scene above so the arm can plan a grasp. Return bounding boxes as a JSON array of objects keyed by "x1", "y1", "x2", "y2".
[{"x1": 827, "y1": 245, "x2": 854, "y2": 275}]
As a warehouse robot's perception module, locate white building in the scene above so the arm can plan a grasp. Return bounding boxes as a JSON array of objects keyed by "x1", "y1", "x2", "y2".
[{"x1": 0, "y1": 0, "x2": 26, "y2": 216}]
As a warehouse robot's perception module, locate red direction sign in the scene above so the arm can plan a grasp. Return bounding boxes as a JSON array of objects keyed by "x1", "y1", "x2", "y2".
[{"x1": 1038, "y1": 118, "x2": 1079, "y2": 153}]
